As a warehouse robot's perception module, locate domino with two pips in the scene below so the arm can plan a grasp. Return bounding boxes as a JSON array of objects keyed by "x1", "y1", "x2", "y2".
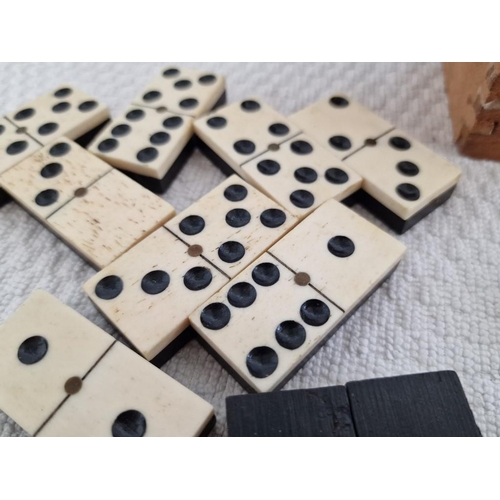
[{"x1": 0, "y1": 290, "x2": 215, "y2": 437}]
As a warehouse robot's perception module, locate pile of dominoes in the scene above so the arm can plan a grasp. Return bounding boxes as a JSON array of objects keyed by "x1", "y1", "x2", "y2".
[{"x1": 0, "y1": 65, "x2": 481, "y2": 437}]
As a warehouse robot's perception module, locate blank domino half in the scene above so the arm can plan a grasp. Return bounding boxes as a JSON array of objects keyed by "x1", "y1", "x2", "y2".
[
  {"x1": 88, "y1": 106, "x2": 195, "y2": 193},
  {"x1": 242, "y1": 133, "x2": 362, "y2": 219},
  {"x1": 5, "y1": 84, "x2": 110, "y2": 147},
  {"x1": 0, "y1": 138, "x2": 175, "y2": 268},
  {"x1": 0, "y1": 290, "x2": 215, "y2": 437},
  {"x1": 194, "y1": 98, "x2": 301, "y2": 180},
  {"x1": 132, "y1": 66, "x2": 226, "y2": 118},
  {"x1": 290, "y1": 94, "x2": 461, "y2": 233},
  {"x1": 84, "y1": 175, "x2": 297, "y2": 365},
  {"x1": 225, "y1": 371, "x2": 481, "y2": 437},
  {"x1": 190, "y1": 199, "x2": 406, "y2": 393}
]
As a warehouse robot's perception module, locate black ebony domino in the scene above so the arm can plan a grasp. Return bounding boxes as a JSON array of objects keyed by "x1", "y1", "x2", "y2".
[
  {"x1": 346, "y1": 371, "x2": 482, "y2": 437},
  {"x1": 226, "y1": 386, "x2": 355, "y2": 437}
]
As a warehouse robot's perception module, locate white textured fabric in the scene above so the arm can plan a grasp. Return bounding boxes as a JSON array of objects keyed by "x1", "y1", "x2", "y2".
[{"x1": 0, "y1": 62, "x2": 498, "y2": 437}]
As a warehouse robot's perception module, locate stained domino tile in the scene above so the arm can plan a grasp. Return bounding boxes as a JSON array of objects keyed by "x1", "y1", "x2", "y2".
[
  {"x1": 289, "y1": 93, "x2": 394, "y2": 159},
  {"x1": 242, "y1": 133, "x2": 362, "y2": 219},
  {"x1": 132, "y1": 66, "x2": 226, "y2": 118},
  {"x1": 88, "y1": 106, "x2": 194, "y2": 180},
  {"x1": 165, "y1": 175, "x2": 298, "y2": 278},
  {"x1": 37, "y1": 341, "x2": 215, "y2": 437},
  {"x1": 0, "y1": 290, "x2": 114, "y2": 436},
  {"x1": 0, "y1": 138, "x2": 111, "y2": 220},
  {"x1": 344, "y1": 129, "x2": 462, "y2": 221},
  {"x1": 0, "y1": 118, "x2": 41, "y2": 175},
  {"x1": 83, "y1": 228, "x2": 228, "y2": 361},
  {"x1": 6, "y1": 85, "x2": 110, "y2": 145},
  {"x1": 189, "y1": 253, "x2": 343, "y2": 393},
  {"x1": 47, "y1": 168, "x2": 175, "y2": 269},
  {"x1": 194, "y1": 98, "x2": 301, "y2": 179},
  {"x1": 269, "y1": 199, "x2": 406, "y2": 313}
]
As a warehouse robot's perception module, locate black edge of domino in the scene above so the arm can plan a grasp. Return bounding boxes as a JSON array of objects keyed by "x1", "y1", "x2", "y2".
[
  {"x1": 210, "y1": 90, "x2": 227, "y2": 115},
  {"x1": 196, "y1": 263, "x2": 400, "y2": 394},
  {"x1": 194, "y1": 134, "x2": 236, "y2": 177},
  {"x1": 200, "y1": 414, "x2": 217, "y2": 437},
  {"x1": 356, "y1": 185, "x2": 458, "y2": 234},
  {"x1": 150, "y1": 326, "x2": 197, "y2": 368},
  {"x1": 75, "y1": 119, "x2": 111, "y2": 148},
  {"x1": 0, "y1": 188, "x2": 11, "y2": 208},
  {"x1": 226, "y1": 385, "x2": 355, "y2": 437}
]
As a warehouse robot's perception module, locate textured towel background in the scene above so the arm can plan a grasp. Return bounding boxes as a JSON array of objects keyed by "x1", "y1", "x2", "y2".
[{"x1": 0, "y1": 62, "x2": 498, "y2": 437}]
